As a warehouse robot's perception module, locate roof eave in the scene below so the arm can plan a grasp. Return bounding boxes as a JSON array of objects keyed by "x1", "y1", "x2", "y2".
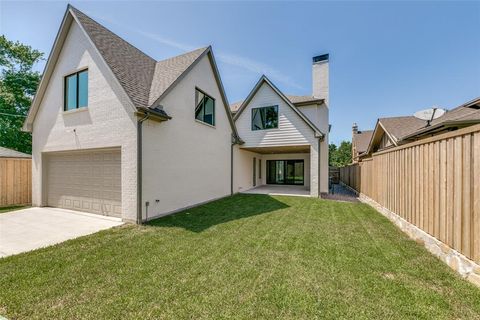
[{"x1": 401, "y1": 119, "x2": 480, "y2": 141}]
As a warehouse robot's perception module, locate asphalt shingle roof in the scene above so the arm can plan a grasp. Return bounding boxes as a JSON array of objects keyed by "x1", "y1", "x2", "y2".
[
  {"x1": 148, "y1": 47, "x2": 208, "y2": 106},
  {"x1": 353, "y1": 130, "x2": 373, "y2": 154},
  {"x1": 0, "y1": 147, "x2": 31, "y2": 158},
  {"x1": 71, "y1": 7, "x2": 207, "y2": 109},
  {"x1": 378, "y1": 116, "x2": 427, "y2": 142}
]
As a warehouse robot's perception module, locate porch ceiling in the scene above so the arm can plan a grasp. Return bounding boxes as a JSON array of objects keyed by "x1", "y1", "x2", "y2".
[{"x1": 240, "y1": 145, "x2": 310, "y2": 154}]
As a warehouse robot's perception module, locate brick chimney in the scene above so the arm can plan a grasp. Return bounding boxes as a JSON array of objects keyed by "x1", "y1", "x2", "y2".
[
  {"x1": 312, "y1": 53, "x2": 329, "y2": 105},
  {"x1": 352, "y1": 122, "x2": 358, "y2": 135}
]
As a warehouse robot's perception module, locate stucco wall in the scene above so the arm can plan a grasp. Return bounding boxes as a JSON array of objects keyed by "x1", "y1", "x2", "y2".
[
  {"x1": 31, "y1": 21, "x2": 138, "y2": 221},
  {"x1": 141, "y1": 55, "x2": 233, "y2": 219},
  {"x1": 233, "y1": 146, "x2": 259, "y2": 193}
]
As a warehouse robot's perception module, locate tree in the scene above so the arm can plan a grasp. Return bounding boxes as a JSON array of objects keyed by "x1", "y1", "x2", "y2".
[
  {"x1": 329, "y1": 140, "x2": 352, "y2": 167},
  {"x1": 0, "y1": 35, "x2": 43, "y2": 154}
]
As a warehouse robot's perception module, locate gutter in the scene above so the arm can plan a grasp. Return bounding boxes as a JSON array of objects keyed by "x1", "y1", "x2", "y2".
[{"x1": 230, "y1": 134, "x2": 244, "y2": 196}]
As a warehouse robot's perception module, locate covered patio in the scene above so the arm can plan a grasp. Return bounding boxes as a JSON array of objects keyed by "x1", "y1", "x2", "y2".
[{"x1": 241, "y1": 185, "x2": 310, "y2": 197}]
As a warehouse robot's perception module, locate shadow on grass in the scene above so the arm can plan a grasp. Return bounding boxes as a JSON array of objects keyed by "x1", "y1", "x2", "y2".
[{"x1": 148, "y1": 194, "x2": 289, "y2": 232}]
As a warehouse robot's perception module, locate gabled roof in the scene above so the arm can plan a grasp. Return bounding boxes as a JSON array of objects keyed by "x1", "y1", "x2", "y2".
[
  {"x1": 0, "y1": 146, "x2": 31, "y2": 158},
  {"x1": 148, "y1": 47, "x2": 208, "y2": 106},
  {"x1": 363, "y1": 96, "x2": 480, "y2": 156},
  {"x1": 230, "y1": 95, "x2": 323, "y2": 114},
  {"x1": 23, "y1": 5, "x2": 239, "y2": 140},
  {"x1": 71, "y1": 7, "x2": 156, "y2": 108},
  {"x1": 378, "y1": 116, "x2": 426, "y2": 142},
  {"x1": 232, "y1": 75, "x2": 325, "y2": 138},
  {"x1": 353, "y1": 130, "x2": 373, "y2": 154},
  {"x1": 402, "y1": 97, "x2": 480, "y2": 139}
]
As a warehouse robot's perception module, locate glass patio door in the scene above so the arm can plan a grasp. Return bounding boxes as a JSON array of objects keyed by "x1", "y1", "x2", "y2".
[{"x1": 267, "y1": 160, "x2": 304, "y2": 185}]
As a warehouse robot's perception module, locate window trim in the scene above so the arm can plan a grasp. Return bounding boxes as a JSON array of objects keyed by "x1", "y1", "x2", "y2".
[
  {"x1": 195, "y1": 87, "x2": 216, "y2": 127},
  {"x1": 259, "y1": 159, "x2": 262, "y2": 179},
  {"x1": 64, "y1": 68, "x2": 88, "y2": 112},
  {"x1": 251, "y1": 105, "x2": 279, "y2": 131}
]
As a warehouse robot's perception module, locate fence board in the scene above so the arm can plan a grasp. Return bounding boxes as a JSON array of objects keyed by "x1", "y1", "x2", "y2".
[
  {"x1": 340, "y1": 124, "x2": 480, "y2": 264},
  {"x1": 0, "y1": 158, "x2": 32, "y2": 207}
]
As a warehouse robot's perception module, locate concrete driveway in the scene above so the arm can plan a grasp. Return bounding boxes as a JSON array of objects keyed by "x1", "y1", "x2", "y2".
[{"x1": 0, "y1": 207, "x2": 123, "y2": 258}]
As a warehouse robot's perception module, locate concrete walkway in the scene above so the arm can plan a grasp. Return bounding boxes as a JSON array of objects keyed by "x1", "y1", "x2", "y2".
[
  {"x1": 0, "y1": 207, "x2": 123, "y2": 258},
  {"x1": 321, "y1": 183, "x2": 359, "y2": 202},
  {"x1": 242, "y1": 185, "x2": 310, "y2": 197}
]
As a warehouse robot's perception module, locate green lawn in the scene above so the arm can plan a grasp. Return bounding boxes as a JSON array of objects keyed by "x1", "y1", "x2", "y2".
[
  {"x1": 0, "y1": 194, "x2": 479, "y2": 319},
  {"x1": 0, "y1": 206, "x2": 28, "y2": 214}
]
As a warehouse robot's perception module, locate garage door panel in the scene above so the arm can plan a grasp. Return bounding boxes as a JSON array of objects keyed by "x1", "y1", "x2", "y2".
[{"x1": 47, "y1": 149, "x2": 121, "y2": 217}]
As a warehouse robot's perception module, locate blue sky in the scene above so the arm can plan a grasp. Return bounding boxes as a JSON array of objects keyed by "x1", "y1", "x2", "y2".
[{"x1": 1, "y1": 1, "x2": 479, "y2": 144}]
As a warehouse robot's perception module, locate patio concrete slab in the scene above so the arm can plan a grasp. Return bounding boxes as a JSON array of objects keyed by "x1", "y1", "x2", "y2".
[
  {"x1": 242, "y1": 185, "x2": 310, "y2": 197},
  {"x1": 0, "y1": 207, "x2": 123, "y2": 258}
]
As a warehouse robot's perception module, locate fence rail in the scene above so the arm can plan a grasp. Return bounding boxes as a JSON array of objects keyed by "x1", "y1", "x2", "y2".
[
  {"x1": 0, "y1": 158, "x2": 32, "y2": 207},
  {"x1": 340, "y1": 124, "x2": 480, "y2": 264}
]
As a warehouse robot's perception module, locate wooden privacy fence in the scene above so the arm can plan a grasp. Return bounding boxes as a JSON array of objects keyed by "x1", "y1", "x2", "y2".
[
  {"x1": 340, "y1": 124, "x2": 480, "y2": 264},
  {"x1": 0, "y1": 158, "x2": 32, "y2": 207}
]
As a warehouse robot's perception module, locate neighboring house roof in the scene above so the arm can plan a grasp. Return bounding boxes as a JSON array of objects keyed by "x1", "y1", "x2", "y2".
[
  {"x1": 363, "y1": 97, "x2": 480, "y2": 157},
  {"x1": 230, "y1": 95, "x2": 323, "y2": 114},
  {"x1": 353, "y1": 130, "x2": 373, "y2": 155},
  {"x1": 232, "y1": 75, "x2": 325, "y2": 138},
  {"x1": 402, "y1": 97, "x2": 480, "y2": 139},
  {"x1": 378, "y1": 116, "x2": 427, "y2": 142},
  {"x1": 0, "y1": 147, "x2": 31, "y2": 158},
  {"x1": 23, "y1": 5, "x2": 240, "y2": 140}
]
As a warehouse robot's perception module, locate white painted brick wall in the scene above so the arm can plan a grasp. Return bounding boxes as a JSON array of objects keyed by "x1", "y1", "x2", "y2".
[{"x1": 32, "y1": 21, "x2": 138, "y2": 221}]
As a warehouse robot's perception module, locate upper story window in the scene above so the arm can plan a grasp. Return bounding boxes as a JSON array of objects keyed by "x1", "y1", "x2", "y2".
[
  {"x1": 64, "y1": 69, "x2": 88, "y2": 111},
  {"x1": 251, "y1": 105, "x2": 278, "y2": 131},
  {"x1": 195, "y1": 88, "x2": 215, "y2": 126}
]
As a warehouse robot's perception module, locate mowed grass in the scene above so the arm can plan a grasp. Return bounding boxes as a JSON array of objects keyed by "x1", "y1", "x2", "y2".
[
  {"x1": 0, "y1": 194, "x2": 479, "y2": 319},
  {"x1": 0, "y1": 206, "x2": 28, "y2": 214}
]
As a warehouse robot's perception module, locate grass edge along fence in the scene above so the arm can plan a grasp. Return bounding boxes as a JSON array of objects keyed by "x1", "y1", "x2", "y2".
[{"x1": 340, "y1": 124, "x2": 480, "y2": 266}]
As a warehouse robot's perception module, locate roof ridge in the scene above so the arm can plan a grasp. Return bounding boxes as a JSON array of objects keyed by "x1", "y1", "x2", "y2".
[
  {"x1": 69, "y1": 5, "x2": 156, "y2": 63},
  {"x1": 155, "y1": 46, "x2": 209, "y2": 64}
]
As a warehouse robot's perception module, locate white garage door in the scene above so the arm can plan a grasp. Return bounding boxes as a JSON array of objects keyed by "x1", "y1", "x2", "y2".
[{"x1": 47, "y1": 149, "x2": 121, "y2": 217}]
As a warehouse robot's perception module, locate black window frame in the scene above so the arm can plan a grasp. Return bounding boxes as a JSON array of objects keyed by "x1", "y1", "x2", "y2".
[
  {"x1": 195, "y1": 87, "x2": 215, "y2": 127},
  {"x1": 64, "y1": 69, "x2": 88, "y2": 111},
  {"x1": 266, "y1": 159, "x2": 304, "y2": 185},
  {"x1": 251, "y1": 105, "x2": 279, "y2": 131}
]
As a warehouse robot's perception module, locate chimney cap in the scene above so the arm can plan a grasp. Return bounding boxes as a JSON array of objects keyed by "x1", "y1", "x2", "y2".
[{"x1": 313, "y1": 53, "x2": 329, "y2": 64}]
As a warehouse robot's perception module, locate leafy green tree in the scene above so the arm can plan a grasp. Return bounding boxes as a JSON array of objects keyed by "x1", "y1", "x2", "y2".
[
  {"x1": 0, "y1": 35, "x2": 43, "y2": 154},
  {"x1": 329, "y1": 143, "x2": 337, "y2": 166},
  {"x1": 329, "y1": 140, "x2": 352, "y2": 167}
]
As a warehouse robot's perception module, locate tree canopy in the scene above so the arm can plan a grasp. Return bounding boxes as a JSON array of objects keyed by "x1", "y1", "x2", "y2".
[
  {"x1": 0, "y1": 35, "x2": 43, "y2": 154},
  {"x1": 329, "y1": 141, "x2": 352, "y2": 167}
]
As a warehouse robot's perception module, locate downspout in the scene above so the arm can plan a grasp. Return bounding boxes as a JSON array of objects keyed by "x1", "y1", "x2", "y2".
[
  {"x1": 231, "y1": 141, "x2": 234, "y2": 195},
  {"x1": 318, "y1": 137, "x2": 321, "y2": 198},
  {"x1": 137, "y1": 113, "x2": 149, "y2": 224},
  {"x1": 230, "y1": 133, "x2": 237, "y2": 196}
]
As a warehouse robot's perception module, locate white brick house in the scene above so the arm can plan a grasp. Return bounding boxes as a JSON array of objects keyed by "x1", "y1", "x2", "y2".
[
  {"x1": 23, "y1": 5, "x2": 330, "y2": 223},
  {"x1": 231, "y1": 56, "x2": 330, "y2": 196},
  {"x1": 23, "y1": 6, "x2": 240, "y2": 222}
]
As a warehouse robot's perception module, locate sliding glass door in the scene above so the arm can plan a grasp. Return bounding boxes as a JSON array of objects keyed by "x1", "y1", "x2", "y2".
[{"x1": 266, "y1": 160, "x2": 304, "y2": 185}]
